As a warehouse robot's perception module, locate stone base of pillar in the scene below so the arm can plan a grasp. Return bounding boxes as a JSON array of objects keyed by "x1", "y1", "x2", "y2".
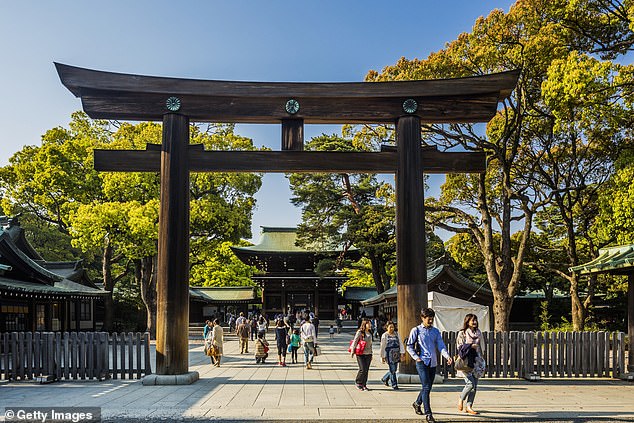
[
  {"x1": 142, "y1": 371, "x2": 199, "y2": 386},
  {"x1": 396, "y1": 372, "x2": 443, "y2": 385}
]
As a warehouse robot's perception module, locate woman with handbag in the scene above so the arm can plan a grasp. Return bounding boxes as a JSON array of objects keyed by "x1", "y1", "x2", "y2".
[
  {"x1": 210, "y1": 318, "x2": 224, "y2": 367},
  {"x1": 379, "y1": 321, "x2": 405, "y2": 389},
  {"x1": 350, "y1": 318, "x2": 373, "y2": 391},
  {"x1": 255, "y1": 332, "x2": 269, "y2": 364},
  {"x1": 456, "y1": 313, "x2": 485, "y2": 415}
]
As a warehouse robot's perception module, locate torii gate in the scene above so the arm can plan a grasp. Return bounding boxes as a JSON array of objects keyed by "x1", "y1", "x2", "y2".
[{"x1": 56, "y1": 63, "x2": 518, "y2": 384}]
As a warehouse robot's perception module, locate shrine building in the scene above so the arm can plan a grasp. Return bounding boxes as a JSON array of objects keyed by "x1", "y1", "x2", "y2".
[{"x1": 231, "y1": 227, "x2": 361, "y2": 320}]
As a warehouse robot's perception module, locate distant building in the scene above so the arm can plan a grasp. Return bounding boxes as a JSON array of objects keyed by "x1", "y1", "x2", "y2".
[
  {"x1": 189, "y1": 286, "x2": 260, "y2": 324},
  {"x1": 0, "y1": 217, "x2": 107, "y2": 332},
  {"x1": 231, "y1": 227, "x2": 361, "y2": 319},
  {"x1": 362, "y1": 262, "x2": 494, "y2": 325}
]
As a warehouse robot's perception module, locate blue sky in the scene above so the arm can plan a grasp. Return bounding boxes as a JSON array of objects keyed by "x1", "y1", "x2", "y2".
[{"x1": 0, "y1": 1, "x2": 514, "y2": 242}]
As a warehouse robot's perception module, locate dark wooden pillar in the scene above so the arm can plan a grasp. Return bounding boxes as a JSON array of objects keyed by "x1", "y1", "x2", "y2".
[
  {"x1": 627, "y1": 272, "x2": 634, "y2": 372},
  {"x1": 282, "y1": 283, "x2": 287, "y2": 315},
  {"x1": 74, "y1": 300, "x2": 81, "y2": 331},
  {"x1": 396, "y1": 116, "x2": 426, "y2": 375},
  {"x1": 156, "y1": 113, "x2": 190, "y2": 375},
  {"x1": 282, "y1": 119, "x2": 304, "y2": 151}
]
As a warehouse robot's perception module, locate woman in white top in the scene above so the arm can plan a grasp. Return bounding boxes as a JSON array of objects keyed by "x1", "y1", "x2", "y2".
[
  {"x1": 456, "y1": 314, "x2": 485, "y2": 415},
  {"x1": 210, "y1": 318, "x2": 224, "y2": 367},
  {"x1": 379, "y1": 321, "x2": 405, "y2": 389}
]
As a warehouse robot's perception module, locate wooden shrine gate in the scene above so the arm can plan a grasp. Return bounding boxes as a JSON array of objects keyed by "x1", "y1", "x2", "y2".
[{"x1": 56, "y1": 63, "x2": 518, "y2": 381}]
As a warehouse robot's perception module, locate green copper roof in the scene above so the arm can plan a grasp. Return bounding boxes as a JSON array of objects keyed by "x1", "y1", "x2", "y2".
[
  {"x1": 361, "y1": 263, "x2": 493, "y2": 306},
  {"x1": 0, "y1": 276, "x2": 108, "y2": 297},
  {"x1": 190, "y1": 286, "x2": 259, "y2": 303},
  {"x1": 343, "y1": 287, "x2": 378, "y2": 301},
  {"x1": 233, "y1": 226, "x2": 355, "y2": 253},
  {"x1": 569, "y1": 244, "x2": 634, "y2": 275}
]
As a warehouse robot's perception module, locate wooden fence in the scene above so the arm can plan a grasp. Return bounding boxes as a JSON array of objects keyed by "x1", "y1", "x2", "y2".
[
  {"x1": 0, "y1": 332, "x2": 152, "y2": 381},
  {"x1": 440, "y1": 331, "x2": 628, "y2": 379}
]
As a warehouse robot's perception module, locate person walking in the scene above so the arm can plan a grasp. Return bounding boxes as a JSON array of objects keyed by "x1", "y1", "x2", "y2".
[
  {"x1": 210, "y1": 318, "x2": 224, "y2": 367},
  {"x1": 250, "y1": 316, "x2": 258, "y2": 341},
  {"x1": 350, "y1": 318, "x2": 373, "y2": 391},
  {"x1": 203, "y1": 320, "x2": 212, "y2": 340},
  {"x1": 257, "y1": 316, "x2": 268, "y2": 339},
  {"x1": 254, "y1": 333, "x2": 269, "y2": 364},
  {"x1": 236, "y1": 311, "x2": 247, "y2": 327},
  {"x1": 380, "y1": 321, "x2": 405, "y2": 390},
  {"x1": 236, "y1": 320, "x2": 250, "y2": 354},
  {"x1": 289, "y1": 328, "x2": 301, "y2": 364},
  {"x1": 274, "y1": 319, "x2": 289, "y2": 366},
  {"x1": 300, "y1": 318, "x2": 317, "y2": 369},
  {"x1": 312, "y1": 315, "x2": 320, "y2": 340},
  {"x1": 457, "y1": 313, "x2": 485, "y2": 415},
  {"x1": 329, "y1": 324, "x2": 335, "y2": 339},
  {"x1": 406, "y1": 308, "x2": 453, "y2": 423}
]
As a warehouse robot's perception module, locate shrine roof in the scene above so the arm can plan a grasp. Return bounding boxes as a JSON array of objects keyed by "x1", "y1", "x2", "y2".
[
  {"x1": 361, "y1": 263, "x2": 493, "y2": 307},
  {"x1": 343, "y1": 287, "x2": 379, "y2": 302},
  {"x1": 0, "y1": 217, "x2": 106, "y2": 298},
  {"x1": 232, "y1": 227, "x2": 355, "y2": 255},
  {"x1": 0, "y1": 276, "x2": 107, "y2": 298},
  {"x1": 569, "y1": 244, "x2": 634, "y2": 276},
  {"x1": 189, "y1": 286, "x2": 259, "y2": 304}
]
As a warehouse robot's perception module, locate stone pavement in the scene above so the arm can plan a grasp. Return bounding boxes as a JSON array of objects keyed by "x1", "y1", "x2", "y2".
[{"x1": 1, "y1": 329, "x2": 632, "y2": 422}]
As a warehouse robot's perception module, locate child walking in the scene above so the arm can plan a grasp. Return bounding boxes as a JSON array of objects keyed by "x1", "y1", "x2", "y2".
[
  {"x1": 329, "y1": 325, "x2": 335, "y2": 339},
  {"x1": 290, "y1": 328, "x2": 301, "y2": 364}
]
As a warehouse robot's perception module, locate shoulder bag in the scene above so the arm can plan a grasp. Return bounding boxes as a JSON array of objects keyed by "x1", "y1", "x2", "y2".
[{"x1": 348, "y1": 333, "x2": 367, "y2": 355}]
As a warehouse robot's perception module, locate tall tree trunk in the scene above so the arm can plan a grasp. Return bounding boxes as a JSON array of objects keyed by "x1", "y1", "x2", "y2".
[
  {"x1": 101, "y1": 241, "x2": 115, "y2": 331},
  {"x1": 368, "y1": 254, "x2": 385, "y2": 293},
  {"x1": 136, "y1": 255, "x2": 158, "y2": 339},
  {"x1": 134, "y1": 255, "x2": 157, "y2": 339},
  {"x1": 492, "y1": 291, "x2": 514, "y2": 332},
  {"x1": 570, "y1": 272, "x2": 595, "y2": 331},
  {"x1": 379, "y1": 257, "x2": 390, "y2": 292}
]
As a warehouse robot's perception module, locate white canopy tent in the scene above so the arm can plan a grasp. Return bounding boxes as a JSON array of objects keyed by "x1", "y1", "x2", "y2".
[{"x1": 428, "y1": 291, "x2": 490, "y2": 332}]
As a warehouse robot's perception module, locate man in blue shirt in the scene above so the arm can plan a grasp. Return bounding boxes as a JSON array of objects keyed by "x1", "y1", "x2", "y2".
[{"x1": 406, "y1": 308, "x2": 453, "y2": 423}]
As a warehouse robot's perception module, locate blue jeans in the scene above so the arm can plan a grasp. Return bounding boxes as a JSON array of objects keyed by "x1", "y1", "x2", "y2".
[
  {"x1": 303, "y1": 342, "x2": 315, "y2": 364},
  {"x1": 415, "y1": 361, "x2": 436, "y2": 416},
  {"x1": 460, "y1": 373, "x2": 478, "y2": 406},
  {"x1": 381, "y1": 360, "x2": 398, "y2": 387}
]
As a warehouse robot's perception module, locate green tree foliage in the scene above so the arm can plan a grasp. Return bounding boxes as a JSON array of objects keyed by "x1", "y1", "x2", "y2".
[
  {"x1": 289, "y1": 134, "x2": 446, "y2": 293},
  {"x1": 0, "y1": 113, "x2": 262, "y2": 335},
  {"x1": 190, "y1": 241, "x2": 257, "y2": 287},
  {"x1": 594, "y1": 149, "x2": 634, "y2": 244},
  {"x1": 289, "y1": 134, "x2": 396, "y2": 293},
  {"x1": 358, "y1": 0, "x2": 633, "y2": 330}
]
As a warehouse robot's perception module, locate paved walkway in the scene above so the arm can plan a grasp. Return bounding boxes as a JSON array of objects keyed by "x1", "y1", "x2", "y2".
[{"x1": 1, "y1": 330, "x2": 632, "y2": 422}]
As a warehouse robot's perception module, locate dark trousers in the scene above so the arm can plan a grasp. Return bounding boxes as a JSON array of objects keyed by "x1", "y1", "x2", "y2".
[
  {"x1": 355, "y1": 354, "x2": 372, "y2": 387},
  {"x1": 291, "y1": 346, "x2": 299, "y2": 362},
  {"x1": 415, "y1": 361, "x2": 437, "y2": 416}
]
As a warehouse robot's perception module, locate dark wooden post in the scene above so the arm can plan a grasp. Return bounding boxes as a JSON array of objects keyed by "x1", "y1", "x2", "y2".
[
  {"x1": 74, "y1": 300, "x2": 81, "y2": 331},
  {"x1": 396, "y1": 116, "x2": 427, "y2": 375},
  {"x1": 627, "y1": 272, "x2": 634, "y2": 372},
  {"x1": 281, "y1": 119, "x2": 304, "y2": 151},
  {"x1": 156, "y1": 113, "x2": 190, "y2": 375}
]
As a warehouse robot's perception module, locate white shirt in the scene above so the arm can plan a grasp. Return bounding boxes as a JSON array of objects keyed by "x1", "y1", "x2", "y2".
[{"x1": 300, "y1": 322, "x2": 316, "y2": 342}]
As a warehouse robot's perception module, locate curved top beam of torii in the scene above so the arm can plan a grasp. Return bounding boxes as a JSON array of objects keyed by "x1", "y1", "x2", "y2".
[{"x1": 55, "y1": 63, "x2": 519, "y2": 124}]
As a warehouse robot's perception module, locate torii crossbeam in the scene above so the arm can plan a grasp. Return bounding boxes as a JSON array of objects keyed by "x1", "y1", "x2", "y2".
[{"x1": 56, "y1": 63, "x2": 518, "y2": 382}]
